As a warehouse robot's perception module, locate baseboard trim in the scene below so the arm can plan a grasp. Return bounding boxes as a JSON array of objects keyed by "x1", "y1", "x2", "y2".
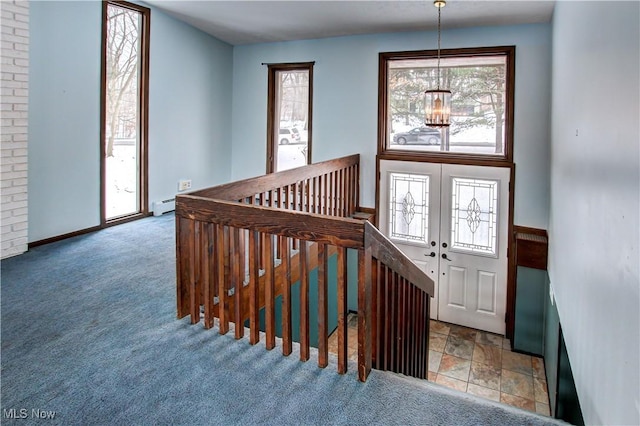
[{"x1": 29, "y1": 225, "x2": 102, "y2": 249}]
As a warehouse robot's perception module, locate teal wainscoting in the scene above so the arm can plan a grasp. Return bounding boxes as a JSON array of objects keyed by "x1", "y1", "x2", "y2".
[
  {"x1": 255, "y1": 248, "x2": 359, "y2": 348},
  {"x1": 514, "y1": 266, "x2": 547, "y2": 355}
]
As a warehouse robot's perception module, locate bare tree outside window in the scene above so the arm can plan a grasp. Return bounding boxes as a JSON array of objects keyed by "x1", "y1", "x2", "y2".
[
  {"x1": 102, "y1": 2, "x2": 148, "y2": 221},
  {"x1": 105, "y1": 5, "x2": 140, "y2": 158},
  {"x1": 386, "y1": 54, "x2": 509, "y2": 157}
]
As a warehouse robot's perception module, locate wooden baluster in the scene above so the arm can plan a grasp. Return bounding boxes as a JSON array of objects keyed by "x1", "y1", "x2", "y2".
[
  {"x1": 308, "y1": 179, "x2": 312, "y2": 212},
  {"x1": 357, "y1": 246, "x2": 372, "y2": 382},
  {"x1": 345, "y1": 166, "x2": 351, "y2": 216},
  {"x1": 232, "y1": 227, "x2": 243, "y2": 339},
  {"x1": 336, "y1": 169, "x2": 342, "y2": 216},
  {"x1": 317, "y1": 243, "x2": 328, "y2": 368},
  {"x1": 322, "y1": 173, "x2": 328, "y2": 215},
  {"x1": 259, "y1": 193, "x2": 266, "y2": 269},
  {"x1": 305, "y1": 179, "x2": 310, "y2": 213},
  {"x1": 392, "y1": 272, "x2": 402, "y2": 373},
  {"x1": 265, "y1": 233, "x2": 275, "y2": 350},
  {"x1": 249, "y1": 230, "x2": 260, "y2": 345},
  {"x1": 342, "y1": 167, "x2": 348, "y2": 217},
  {"x1": 409, "y1": 282, "x2": 418, "y2": 377},
  {"x1": 374, "y1": 259, "x2": 382, "y2": 369},
  {"x1": 337, "y1": 246, "x2": 348, "y2": 374},
  {"x1": 383, "y1": 265, "x2": 391, "y2": 371},
  {"x1": 328, "y1": 172, "x2": 337, "y2": 216},
  {"x1": 350, "y1": 165, "x2": 356, "y2": 216},
  {"x1": 176, "y1": 216, "x2": 190, "y2": 319},
  {"x1": 356, "y1": 163, "x2": 360, "y2": 211},
  {"x1": 424, "y1": 291, "x2": 431, "y2": 379},
  {"x1": 280, "y1": 235, "x2": 292, "y2": 356},
  {"x1": 310, "y1": 178, "x2": 314, "y2": 212},
  {"x1": 420, "y1": 287, "x2": 425, "y2": 378},
  {"x1": 292, "y1": 182, "x2": 299, "y2": 250},
  {"x1": 398, "y1": 277, "x2": 407, "y2": 374},
  {"x1": 299, "y1": 240, "x2": 310, "y2": 361},
  {"x1": 405, "y1": 279, "x2": 411, "y2": 376},
  {"x1": 282, "y1": 185, "x2": 287, "y2": 209},
  {"x1": 416, "y1": 288, "x2": 423, "y2": 378},
  {"x1": 395, "y1": 273, "x2": 402, "y2": 373},
  {"x1": 203, "y1": 223, "x2": 213, "y2": 329},
  {"x1": 371, "y1": 257, "x2": 378, "y2": 368},
  {"x1": 217, "y1": 224, "x2": 229, "y2": 334},
  {"x1": 389, "y1": 270, "x2": 396, "y2": 372},
  {"x1": 315, "y1": 176, "x2": 320, "y2": 213},
  {"x1": 405, "y1": 279, "x2": 412, "y2": 376},
  {"x1": 405, "y1": 279, "x2": 414, "y2": 377},
  {"x1": 418, "y1": 286, "x2": 424, "y2": 378},
  {"x1": 190, "y1": 220, "x2": 200, "y2": 324}
]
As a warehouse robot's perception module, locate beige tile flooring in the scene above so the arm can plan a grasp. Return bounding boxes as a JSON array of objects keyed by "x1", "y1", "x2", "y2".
[{"x1": 328, "y1": 315, "x2": 550, "y2": 417}]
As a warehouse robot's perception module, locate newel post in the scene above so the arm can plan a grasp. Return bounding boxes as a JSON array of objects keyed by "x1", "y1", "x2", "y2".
[{"x1": 357, "y1": 243, "x2": 372, "y2": 382}]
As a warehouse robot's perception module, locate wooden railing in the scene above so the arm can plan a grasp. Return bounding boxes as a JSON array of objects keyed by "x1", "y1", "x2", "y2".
[{"x1": 175, "y1": 154, "x2": 434, "y2": 381}]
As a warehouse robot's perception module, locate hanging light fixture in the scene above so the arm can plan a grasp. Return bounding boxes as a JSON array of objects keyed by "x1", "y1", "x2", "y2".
[{"x1": 424, "y1": 0, "x2": 451, "y2": 127}]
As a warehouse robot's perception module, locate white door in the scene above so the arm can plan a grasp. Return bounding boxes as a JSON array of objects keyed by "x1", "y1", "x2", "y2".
[{"x1": 379, "y1": 160, "x2": 510, "y2": 335}]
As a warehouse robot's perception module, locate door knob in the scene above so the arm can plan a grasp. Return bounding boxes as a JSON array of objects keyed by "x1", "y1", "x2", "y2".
[
  {"x1": 441, "y1": 253, "x2": 452, "y2": 261},
  {"x1": 425, "y1": 252, "x2": 436, "y2": 257}
]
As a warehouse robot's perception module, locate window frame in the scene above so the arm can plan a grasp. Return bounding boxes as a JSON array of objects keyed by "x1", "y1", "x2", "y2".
[
  {"x1": 100, "y1": 0, "x2": 150, "y2": 226},
  {"x1": 378, "y1": 46, "x2": 515, "y2": 167},
  {"x1": 266, "y1": 62, "x2": 314, "y2": 174}
]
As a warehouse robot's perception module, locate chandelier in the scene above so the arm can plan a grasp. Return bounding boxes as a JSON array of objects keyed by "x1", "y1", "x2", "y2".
[{"x1": 424, "y1": 0, "x2": 451, "y2": 127}]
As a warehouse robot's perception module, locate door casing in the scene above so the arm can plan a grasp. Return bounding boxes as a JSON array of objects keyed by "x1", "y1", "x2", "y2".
[{"x1": 376, "y1": 155, "x2": 516, "y2": 340}]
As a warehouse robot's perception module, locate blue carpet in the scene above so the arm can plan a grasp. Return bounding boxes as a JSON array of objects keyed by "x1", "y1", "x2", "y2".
[{"x1": 1, "y1": 213, "x2": 565, "y2": 425}]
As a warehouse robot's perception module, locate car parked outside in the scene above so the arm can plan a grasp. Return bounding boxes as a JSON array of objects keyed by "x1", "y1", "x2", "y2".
[
  {"x1": 279, "y1": 128, "x2": 300, "y2": 144},
  {"x1": 392, "y1": 127, "x2": 441, "y2": 145}
]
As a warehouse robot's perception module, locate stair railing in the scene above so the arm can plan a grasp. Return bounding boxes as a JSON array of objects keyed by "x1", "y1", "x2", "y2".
[{"x1": 175, "y1": 154, "x2": 434, "y2": 381}]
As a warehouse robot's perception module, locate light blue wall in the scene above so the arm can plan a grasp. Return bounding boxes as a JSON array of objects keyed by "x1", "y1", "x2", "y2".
[
  {"x1": 231, "y1": 24, "x2": 552, "y2": 228},
  {"x1": 28, "y1": 1, "x2": 233, "y2": 242},
  {"x1": 549, "y1": 2, "x2": 640, "y2": 425},
  {"x1": 147, "y1": 7, "x2": 232, "y2": 207},
  {"x1": 29, "y1": 1, "x2": 102, "y2": 240}
]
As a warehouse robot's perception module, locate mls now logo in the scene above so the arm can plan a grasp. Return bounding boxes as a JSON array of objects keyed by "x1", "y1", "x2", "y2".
[{"x1": 3, "y1": 408, "x2": 56, "y2": 419}]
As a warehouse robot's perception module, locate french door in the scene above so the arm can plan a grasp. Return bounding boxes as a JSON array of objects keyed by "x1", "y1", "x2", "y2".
[{"x1": 379, "y1": 160, "x2": 510, "y2": 335}]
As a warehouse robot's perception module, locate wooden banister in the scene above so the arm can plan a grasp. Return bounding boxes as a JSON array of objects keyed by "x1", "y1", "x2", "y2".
[
  {"x1": 191, "y1": 154, "x2": 360, "y2": 202},
  {"x1": 176, "y1": 196, "x2": 364, "y2": 249},
  {"x1": 175, "y1": 154, "x2": 433, "y2": 383},
  {"x1": 364, "y1": 222, "x2": 434, "y2": 296}
]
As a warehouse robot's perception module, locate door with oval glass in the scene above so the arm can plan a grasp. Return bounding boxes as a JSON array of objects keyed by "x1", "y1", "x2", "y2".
[{"x1": 379, "y1": 160, "x2": 510, "y2": 334}]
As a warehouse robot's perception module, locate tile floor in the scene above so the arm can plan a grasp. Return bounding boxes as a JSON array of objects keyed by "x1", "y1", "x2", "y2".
[{"x1": 327, "y1": 315, "x2": 550, "y2": 417}]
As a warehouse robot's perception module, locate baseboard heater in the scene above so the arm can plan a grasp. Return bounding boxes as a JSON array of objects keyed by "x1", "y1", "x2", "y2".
[{"x1": 153, "y1": 198, "x2": 176, "y2": 216}]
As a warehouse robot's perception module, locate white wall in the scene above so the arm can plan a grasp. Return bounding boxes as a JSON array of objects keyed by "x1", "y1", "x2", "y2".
[
  {"x1": 549, "y1": 2, "x2": 640, "y2": 425},
  {"x1": 231, "y1": 24, "x2": 552, "y2": 228},
  {"x1": 28, "y1": 1, "x2": 233, "y2": 242}
]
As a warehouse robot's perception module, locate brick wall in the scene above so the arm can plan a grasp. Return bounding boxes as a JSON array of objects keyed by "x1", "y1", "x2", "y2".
[{"x1": 1, "y1": 1, "x2": 29, "y2": 259}]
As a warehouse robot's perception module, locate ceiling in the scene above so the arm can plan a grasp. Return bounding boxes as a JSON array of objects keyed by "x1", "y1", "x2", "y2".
[{"x1": 143, "y1": 1, "x2": 556, "y2": 46}]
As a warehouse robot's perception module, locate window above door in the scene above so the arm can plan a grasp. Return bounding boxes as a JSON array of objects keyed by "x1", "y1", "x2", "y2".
[{"x1": 378, "y1": 46, "x2": 515, "y2": 165}]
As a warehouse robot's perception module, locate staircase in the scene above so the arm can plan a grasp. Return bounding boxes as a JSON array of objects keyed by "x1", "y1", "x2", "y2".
[{"x1": 175, "y1": 154, "x2": 434, "y2": 382}]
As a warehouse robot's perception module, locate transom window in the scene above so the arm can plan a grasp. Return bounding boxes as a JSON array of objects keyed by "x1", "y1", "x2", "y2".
[{"x1": 379, "y1": 46, "x2": 515, "y2": 163}]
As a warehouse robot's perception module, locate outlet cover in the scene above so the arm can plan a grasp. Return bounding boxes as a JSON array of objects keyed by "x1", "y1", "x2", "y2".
[{"x1": 178, "y1": 179, "x2": 192, "y2": 191}]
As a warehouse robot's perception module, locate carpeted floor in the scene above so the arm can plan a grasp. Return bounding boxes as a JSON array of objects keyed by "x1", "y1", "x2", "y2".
[{"x1": 1, "y1": 213, "x2": 566, "y2": 425}]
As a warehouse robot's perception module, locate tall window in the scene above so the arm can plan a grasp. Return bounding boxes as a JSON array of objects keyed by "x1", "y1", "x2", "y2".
[
  {"x1": 101, "y1": 1, "x2": 150, "y2": 223},
  {"x1": 267, "y1": 63, "x2": 314, "y2": 173},
  {"x1": 379, "y1": 47, "x2": 515, "y2": 163}
]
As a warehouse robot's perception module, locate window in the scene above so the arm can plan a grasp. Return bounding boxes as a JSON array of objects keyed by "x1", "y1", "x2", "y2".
[
  {"x1": 379, "y1": 47, "x2": 515, "y2": 163},
  {"x1": 101, "y1": 1, "x2": 150, "y2": 223},
  {"x1": 267, "y1": 63, "x2": 314, "y2": 173}
]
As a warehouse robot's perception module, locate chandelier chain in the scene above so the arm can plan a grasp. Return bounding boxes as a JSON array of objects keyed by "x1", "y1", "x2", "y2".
[{"x1": 437, "y1": 3, "x2": 442, "y2": 90}]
